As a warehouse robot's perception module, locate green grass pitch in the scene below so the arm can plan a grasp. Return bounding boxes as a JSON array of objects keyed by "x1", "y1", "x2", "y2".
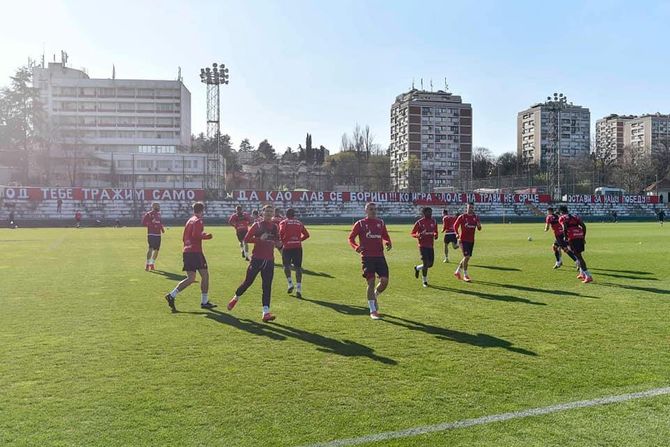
[{"x1": 1, "y1": 222, "x2": 669, "y2": 446}]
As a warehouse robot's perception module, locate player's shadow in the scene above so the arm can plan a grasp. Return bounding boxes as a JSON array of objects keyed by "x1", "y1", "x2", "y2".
[
  {"x1": 475, "y1": 280, "x2": 598, "y2": 299},
  {"x1": 201, "y1": 309, "x2": 396, "y2": 365},
  {"x1": 151, "y1": 270, "x2": 186, "y2": 281},
  {"x1": 586, "y1": 271, "x2": 657, "y2": 281},
  {"x1": 301, "y1": 296, "x2": 369, "y2": 315},
  {"x1": 471, "y1": 264, "x2": 521, "y2": 272},
  {"x1": 598, "y1": 282, "x2": 670, "y2": 296},
  {"x1": 591, "y1": 268, "x2": 653, "y2": 275},
  {"x1": 428, "y1": 285, "x2": 546, "y2": 306},
  {"x1": 383, "y1": 315, "x2": 537, "y2": 357}
]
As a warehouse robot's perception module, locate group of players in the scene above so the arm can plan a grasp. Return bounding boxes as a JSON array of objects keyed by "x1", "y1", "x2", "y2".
[{"x1": 141, "y1": 199, "x2": 593, "y2": 322}]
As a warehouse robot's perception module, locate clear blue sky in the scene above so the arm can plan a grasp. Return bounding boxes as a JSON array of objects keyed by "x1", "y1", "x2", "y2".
[{"x1": 2, "y1": 0, "x2": 670, "y2": 155}]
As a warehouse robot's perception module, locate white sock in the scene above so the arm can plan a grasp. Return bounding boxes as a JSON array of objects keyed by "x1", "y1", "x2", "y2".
[
  {"x1": 296, "y1": 282, "x2": 302, "y2": 292},
  {"x1": 464, "y1": 270, "x2": 468, "y2": 276},
  {"x1": 150, "y1": 258, "x2": 155, "y2": 265},
  {"x1": 455, "y1": 267, "x2": 461, "y2": 274},
  {"x1": 422, "y1": 275, "x2": 428, "y2": 283},
  {"x1": 415, "y1": 264, "x2": 423, "y2": 271},
  {"x1": 201, "y1": 293, "x2": 208, "y2": 304},
  {"x1": 368, "y1": 300, "x2": 377, "y2": 313},
  {"x1": 170, "y1": 287, "x2": 179, "y2": 298},
  {"x1": 262, "y1": 305, "x2": 270, "y2": 314},
  {"x1": 287, "y1": 277, "x2": 293, "y2": 286}
]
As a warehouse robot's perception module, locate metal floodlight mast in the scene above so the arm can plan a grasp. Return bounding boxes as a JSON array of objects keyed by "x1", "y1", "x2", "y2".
[{"x1": 200, "y1": 62, "x2": 230, "y2": 191}]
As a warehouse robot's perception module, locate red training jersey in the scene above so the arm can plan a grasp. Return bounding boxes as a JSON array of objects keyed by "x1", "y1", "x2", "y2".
[
  {"x1": 142, "y1": 210, "x2": 164, "y2": 236},
  {"x1": 442, "y1": 215, "x2": 457, "y2": 234},
  {"x1": 411, "y1": 217, "x2": 438, "y2": 248},
  {"x1": 454, "y1": 213, "x2": 481, "y2": 243},
  {"x1": 182, "y1": 216, "x2": 210, "y2": 253},
  {"x1": 244, "y1": 220, "x2": 280, "y2": 260},
  {"x1": 75, "y1": 212, "x2": 82, "y2": 221},
  {"x1": 229, "y1": 212, "x2": 251, "y2": 231},
  {"x1": 271, "y1": 216, "x2": 283, "y2": 225},
  {"x1": 545, "y1": 213, "x2": 564, "y2": 238},
  {"x1": 279, "y1": 218, "x2": 310, "y2": 250},
  {"x1": 559, "y1": 214, "x2": 585, "y2": 241},
  {"x1": 348, "y1": 217, "x2": 391, "y2": 258}
]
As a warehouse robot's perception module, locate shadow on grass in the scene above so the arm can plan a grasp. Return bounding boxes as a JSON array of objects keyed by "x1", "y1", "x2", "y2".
[
  {"x1": 428, "y1": 284, "x2": 547, "y2": 306},
  {"x1": 151, "y1": 270, "x2": 187, "y2": 281},
  {"x1": 184, "y1": 309, "x2": 397, "y2": 365},
  {"x1": 301, "y1": 296, "x2": 369, "y2": 316},
  {"x1": 272, "y1": 263, "x2": 335, "y2": 278},
  {"x1": 591, "y1": 268, "x2": 653, "y2": 275},
  {"x1": 475, "y1": 280, "x2": 598, "y2": 299},
  {"x1": 598, "y1": 282, "x2": 670, "y2": 296},
  {"x1": 470, "y1": 264, "x2": 522, "y2": 272},
  {"x1": 587, "y1": 272, "x2": 658, "y2": 281},
  {"x1": 383, "y1": 315, "x2": 537, "y2": 357}
]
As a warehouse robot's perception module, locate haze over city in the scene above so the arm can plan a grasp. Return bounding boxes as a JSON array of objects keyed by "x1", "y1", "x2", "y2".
[{"x1": 2, "y1": 0, "x2": 670, "y2": 155}]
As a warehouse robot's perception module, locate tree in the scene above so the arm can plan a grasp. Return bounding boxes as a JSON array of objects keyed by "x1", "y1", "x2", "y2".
[
  {"x1": 472, "y1": 147, "x2": 495, "y2": 179},
  {"x1": 239, "y1": 138, "x2": 254, "y2": 152},
  {"x1": 614, "y1": 145, "x2": 654, "y2": 193},
  {"x1": 651, "y1": 137, "x2": 670, "y2": 180},
  {"x1": 494, "y1": 151, "x2": 521, "y2": 176},
  {"x1": 257, "y1": 139, "x2": 276, "y2": 160},
  {"x1": 0, "y1": 62, "x2": 45, "y2": 183}
]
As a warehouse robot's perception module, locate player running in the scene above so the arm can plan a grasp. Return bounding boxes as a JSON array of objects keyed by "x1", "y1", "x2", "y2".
[
  {"x1": 441, "y1": 208, "x2": 459, "y2": 262},
  {"x1": 74, "y1": 210, "x2": 82, "y2": 228},
  {"x1": 229, "y1": 205, "x2": 251, "y2": 260},
  {"x1": 348, "y1": 202, "x2": 392, "y2": 320},
  {"x1": 164, "y1": 202, "x2": 216, "y2": 312},
  {"x1": 544, "y1": 206, "x2": 578, "y2": 269},
  {"x1": 558, "y1": 206, "x2": 593, "y2": 283},
  {"x1": 657, "y1": 208, "x2": 665, "y2": 226},
  {"x1": 411, "y1": 207, "x2": 438, "y2": 287},
  {"x1": 453, "y1": 202, "x2": 481, "y2": 283},
  {"x1": 227, "y1": 204, "x2": 283, "y2": 322},
  {"x1": 279, "y1": 208, "x2": 310, "y2": 298},
  {"x1": 142, "y1": 202, "x2": 165, "y2": 271}
]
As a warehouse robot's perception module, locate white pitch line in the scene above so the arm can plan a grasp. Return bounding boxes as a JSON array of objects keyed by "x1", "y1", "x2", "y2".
[{"x1": 299, "y1": 386, "x2": 670, "y2": 447}]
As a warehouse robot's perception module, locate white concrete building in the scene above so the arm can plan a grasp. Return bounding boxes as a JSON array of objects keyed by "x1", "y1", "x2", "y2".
[{"x1": 32, "y1": 62, "x2": 212, "y2": 187}]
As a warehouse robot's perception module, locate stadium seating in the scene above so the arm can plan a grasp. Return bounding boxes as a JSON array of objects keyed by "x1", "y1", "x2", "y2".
[{"x1": 2, "y1": 196, "x2": 666, "y2": 226}]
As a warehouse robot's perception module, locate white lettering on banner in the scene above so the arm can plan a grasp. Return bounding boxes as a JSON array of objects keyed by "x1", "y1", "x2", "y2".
[
  {"x1": 264, "y1": 192, "x2": 274, "y2": 201},
  {"x1": 5, "y1": 188, "x2": 15, "y2": 199},
  {"x1": 249, "y1": 191, "x2": 259, "y2": 201}
]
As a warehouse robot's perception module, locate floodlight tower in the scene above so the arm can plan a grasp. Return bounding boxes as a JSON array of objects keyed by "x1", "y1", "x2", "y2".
[
  {"x1": 545, "y1": 92, "x2": 568, "y2": 200},
  {"x1": 200, "y1": 62, "x2": 229, "y2": 191}
]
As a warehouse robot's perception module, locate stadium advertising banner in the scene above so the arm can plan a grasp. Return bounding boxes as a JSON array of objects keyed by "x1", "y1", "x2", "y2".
[
  {"x1": 1, "y1": 187, "x2": 205, "y2": 202},
  {"x1": 563, "y1": 194, "x2": 660, "y2": 204},
  {"x1": 232, "y1": 190, "x2": 553, "y2": 204}
]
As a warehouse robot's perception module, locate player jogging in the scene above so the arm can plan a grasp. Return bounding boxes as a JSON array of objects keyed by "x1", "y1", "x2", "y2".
[
  {"x1": 164, "y1": 202, "x2": 216, "y2": 312},
  {"x1": 544, "y1": 206, "x2": 578, "y2": 269},
  {"x1": 441, "y1": 208, "x2": 459, "y2": 262},
  {"x1": 74, "y1": 210, "x2": 82, "y2": 228},
  {"x1": 558, "y1": 205, "x2": 593, "y2": 283},
  {"x1": 657, "y1": 208, "x2": 665, "y2": 226},
  {"x1": 411, "y1": 207, "x2": 438, "y2": 287},
  {"x1": 229, "y1": 205, "x2": 251, "y2": 260},
  {"x1": 453, "y1": 202, "x2": 481, "y2": 283},
  {"x1": 142, "y1": 202, "x2": 165, "y2": 271},
  {"x1": 227, "y1": 204, "x2": 283, "y2": 322},
  {"x1": 279, "y1": 208, "x2": 310, "y2": 298},
  {"x1": 348, "y1": 202, "x2": 392, "y2": 320}
]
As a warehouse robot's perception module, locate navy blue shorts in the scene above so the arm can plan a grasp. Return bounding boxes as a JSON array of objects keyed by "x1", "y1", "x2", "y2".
[
  {"x1": 362, "y1": 257, "x2": 389, "y2": 280},
  {"x1": 282, "y1": 247, "x2": 303, "y2": 268},
  {"x1": 183, "y1": 252, "x2": 208, "y2": 271},
  {"x1": 461, "y1": 241, "x2": 475, "y2": 257},
  {"x1": 568, "y1": 239, "x2": 585, "y2": 254},
  {"x1": 553, "y1": 237, "x2": 568, "y2": 249},
  {"x1": 148, "y1": 235, "x2": 161, "y2": 250},
  {"x1": 420, "y1": 247, "x2": 435, "y2": 266},
  {"x1": 236, "y1": 229, "x2": 247, "y2": 243},
  {"x1": 444, "y1": 233, "x2": 458, "y2": 244}
]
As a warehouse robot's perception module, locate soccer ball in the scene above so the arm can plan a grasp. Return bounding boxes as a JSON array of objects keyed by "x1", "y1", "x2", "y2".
[{"x1": 527, "y1": 236, "x2": 533, "y2": 241}]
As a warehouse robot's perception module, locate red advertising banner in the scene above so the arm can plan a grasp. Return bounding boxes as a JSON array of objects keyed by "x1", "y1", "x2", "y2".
[
  {"x1": 230, "y1": 190, "x2": 553, "y2": 204},
  {"x1": 563, "y1": 194, "x2": 659, "y2": 204},
  {"x1": 1, "y1": 187, "x2": 205, "y2": 202}
]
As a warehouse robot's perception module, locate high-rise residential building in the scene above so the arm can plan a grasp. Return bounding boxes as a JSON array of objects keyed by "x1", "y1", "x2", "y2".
[
  {"x1": 32, "y1": 62, "x2": 210, "y2": 188},
  {"x1": 623, "y1": 114, "x2": 670, "y2": 154},
  {"x1": 595, "y1": 114, "x2": 635, "y2": 163},
  {"x1": 517, "y1": 96, "x2": 590, "y2": 170},
  {"x1": 390, "y1": 89, "x2": 472, "y2": 192}
]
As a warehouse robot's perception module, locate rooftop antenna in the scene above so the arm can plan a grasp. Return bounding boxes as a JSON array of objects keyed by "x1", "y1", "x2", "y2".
[
  {"x1": 411, "y1": 78, "x2": 415, "y2": 90},
  {"x1": 420, "y1": 78, "x2": 424, "y2": 90},
  {"x1": 60, "y1": 50, "x2": 68, "y2": 66},
  {"x1": 177, "y1": 66, "x2": 182, "y2": 82},
  {"x1": 430, "y1": 79, "x2": 433, "y2": 92},
  {"x1": 41, "y1": 43, "x2": 45, "y2": 68},
  {"x1": 112, "y1": 64, "x2": 116, "y2": 79},
  {"x1": 444, "y1": 77, "x2": 449, "y2": 91}
]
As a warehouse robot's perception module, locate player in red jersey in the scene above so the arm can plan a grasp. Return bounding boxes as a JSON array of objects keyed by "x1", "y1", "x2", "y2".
[
  {"x1": 441, "y1": 208, "x2": 459, "y2": 263},
  {"x1": 279, "y1": 208, "x2": 310, "y2": 298},
  {"x1": 271, "y1": 208, "x2": 284, "y2": 225},
  {"x1": 227, "y1": 204, "x2": 283, "y2": 322},
  {"x1": 558, "y1": 205, "x2": 593, "y2": 283},
  {"x1": 544, "y1": 206, "x2": 578, "y2": 269},
  {"x1": 453, "y1": 202, "x2": 481, "y2": 282},
  {"x1": 142, "y1": 202, "x2": 165, "y2": 271},
  {"x1": 74, "y1": 210, "x2": 82, "y2": 228},
  {"x1": 411, "y1": 207, "x2": 438, "y2": 287},
  {"x1": 348, "y1": 202, "x2": 392, "y2": 320},
  {"x1": 229, "y1": 205, "x2": 251, "y2": 260},
  {"x1": 164, "y1": 202, "x2": 216, "y2": 312}
]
